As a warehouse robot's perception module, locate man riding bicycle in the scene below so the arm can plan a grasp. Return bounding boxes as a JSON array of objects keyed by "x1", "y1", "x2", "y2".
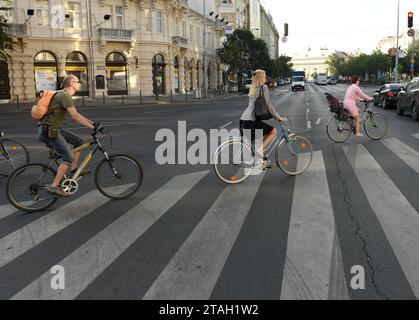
[{"x1": 38, "y1": 75, "x2": 96, "y2": 197}]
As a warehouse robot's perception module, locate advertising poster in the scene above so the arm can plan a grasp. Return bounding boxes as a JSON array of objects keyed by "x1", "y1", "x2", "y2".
[{"x1": 35, "y1": 67, "x2": 57, "y2": 92}]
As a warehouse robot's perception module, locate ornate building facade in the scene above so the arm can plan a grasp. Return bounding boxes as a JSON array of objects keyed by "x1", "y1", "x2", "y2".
[{"x1": 0, "y1": 0, "x2": 227, "y2": 101}]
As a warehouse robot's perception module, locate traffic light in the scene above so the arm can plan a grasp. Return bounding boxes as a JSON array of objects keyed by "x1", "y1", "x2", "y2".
[
  {"x1": 408, "y1": 12, "x2": 413, "y2": 28},
  {"x1": 284, "y1": 23, "x2": 288, "y2": 37}
]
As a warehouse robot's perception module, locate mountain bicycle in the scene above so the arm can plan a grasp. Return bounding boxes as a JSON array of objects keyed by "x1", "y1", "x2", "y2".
[
  {"x1": 6, "y1": 124, "x2": 143, "y2": 212},
  {"x1": 326, "y1": 97, "x2": 388, "y2": 143},
  {"x1": 213, "y1": 120, "x2": 313, "y2": 184},
  {"x1": 0, "y1": 130, "x2": 30, "y2": 177}
]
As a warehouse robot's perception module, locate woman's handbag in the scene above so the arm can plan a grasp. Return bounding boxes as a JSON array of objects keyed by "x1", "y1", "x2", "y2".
[{"x1": 254, "y1": 86, "x2": 273, "y2": 120}]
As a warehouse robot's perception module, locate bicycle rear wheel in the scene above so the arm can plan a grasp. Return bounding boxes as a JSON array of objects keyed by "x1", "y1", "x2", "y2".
[
  {"x1": 6, "y1": 163, "x2": 58, "y2": 212},
  {"x1": 326, "y1": 114, "x2": 351, "y2": 143},
  {"x1": 276, "y1": 135, "x2": 313, "y2": 175},
  {"x1": 213, "y1": 139, "x2": 253, "y2": 184},
  {"x1": 364, "y1": 112, "x2": 388, "y2": 140},
  {"x1": 94, "y1": 154, "x2": 143, "y2": 199},
  {"x1": 0, "y1": 139, "x2": 30, "y2": 177}
]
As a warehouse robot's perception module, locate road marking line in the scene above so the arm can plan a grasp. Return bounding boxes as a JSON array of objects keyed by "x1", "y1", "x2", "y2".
[
  {"x1": 11, "y1": 171, "x2": 208, "y2": 300},
  {"x1": 219, "y1": 121, "x2": 233, "y2": 129},
  {"x1": 0, "y1": 204, "x2": 18, "y2": 220},
  {"x1": 143, "y1": 172, "x2": 266, "y2": 300},
  {"x1": 316, "y1": 118, "x2": 322, "y2": 125},
  {"x1": 0, "y1": 186, "x2": 132, "y2": 269},
  {"x1": 413, "y1": 133, "x2": 419, "y2": 140},
  {"x1": 381, "y1": 138, "x2": 419, "y2": 174},
  {"x1": 281, "y1": 151, "x2": 346, "y2": 300},
  {"x1": 343, "y1": 144, "x2": 419, "y2": 298}
]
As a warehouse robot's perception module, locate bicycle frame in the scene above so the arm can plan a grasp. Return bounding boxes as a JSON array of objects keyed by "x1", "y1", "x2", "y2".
[
  {"x1": 0, "y1": 132, "x2": 10, "y2": 159},
  {"x1": 45, "y1": 133, "x2": 111, "y2": 181}
]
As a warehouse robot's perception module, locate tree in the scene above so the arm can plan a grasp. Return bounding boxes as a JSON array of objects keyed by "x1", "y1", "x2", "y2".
[
  {"x1": 271, "y1": 55, "x2": 293, "y2": 79},
  {"x1": 326, "y1": 53, "x2": 346, "y2": 76},
  {"x1": 0, "y1": 7, "x2": 15, "y2": 51}
]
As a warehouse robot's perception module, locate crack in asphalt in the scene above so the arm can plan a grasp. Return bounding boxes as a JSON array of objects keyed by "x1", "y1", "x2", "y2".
[{"x1": 332, "y1": 150, "x2": 388, "y2": 300}]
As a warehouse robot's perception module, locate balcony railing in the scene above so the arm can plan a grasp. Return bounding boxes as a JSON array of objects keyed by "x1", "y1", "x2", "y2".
[
  {"x1": 3, "y1": 23, "x2": 27, "y2": 37},
  {"x1": 172, "y1": 36, "x2": 188, "y2": 49},
  {"x1": 99, "y1": 28, "x2": 133, "y2": 41}
]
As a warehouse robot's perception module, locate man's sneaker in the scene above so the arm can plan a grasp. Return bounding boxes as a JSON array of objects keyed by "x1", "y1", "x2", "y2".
[{"x1": 46, "y1": 185, "x2": 70, "y2": 197}]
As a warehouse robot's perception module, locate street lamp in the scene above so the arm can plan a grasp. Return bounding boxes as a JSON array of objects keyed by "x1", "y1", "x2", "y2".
[{"x1": 395, "y1": 0, "x2": 400, "y2": 82}]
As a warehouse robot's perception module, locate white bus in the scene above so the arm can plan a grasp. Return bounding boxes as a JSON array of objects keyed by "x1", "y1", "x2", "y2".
[{"x1": 316, "y1": 73, "x2": 328, "y2": 85}]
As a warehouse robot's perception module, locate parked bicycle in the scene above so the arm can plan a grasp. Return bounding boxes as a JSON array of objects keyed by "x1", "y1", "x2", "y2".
[
  {"x1": 213, "y1": 120, "x2": 313, "y2": 184},
  {"x1": 6, "y1": 124, "x2": 143, "y2": 212},
  {"x1": 325, "y1": 93, "x2": 388, "y2": 143},
  {"x1": 0, "y1": 130, "x2": 30, "y2": 177}
]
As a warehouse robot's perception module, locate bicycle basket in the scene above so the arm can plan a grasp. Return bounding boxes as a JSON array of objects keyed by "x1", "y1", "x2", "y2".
[{"x1": 325, "y1": 93, "x2": 342, "y2": 113}]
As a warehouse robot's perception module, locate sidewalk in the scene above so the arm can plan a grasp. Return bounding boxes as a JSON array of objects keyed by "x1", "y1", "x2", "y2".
[{"x1": 0, "y1": 90, "x2": 245, "y2": 114}]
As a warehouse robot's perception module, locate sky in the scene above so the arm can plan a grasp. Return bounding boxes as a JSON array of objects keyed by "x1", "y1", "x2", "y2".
[{"x1": 262, "y1": 0, "x2": 419, "y2": 56}]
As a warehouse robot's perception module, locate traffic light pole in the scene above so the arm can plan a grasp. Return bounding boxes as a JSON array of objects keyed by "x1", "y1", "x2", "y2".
[{"x1": 395, "y1": 0, "x2": 400, "y2": 83}]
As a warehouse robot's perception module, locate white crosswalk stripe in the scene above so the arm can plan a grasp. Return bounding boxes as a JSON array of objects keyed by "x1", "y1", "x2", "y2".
[
  {"x1": 0, "y1": 186, "x2": 131, "y2": 269},
  {"x1": 343, "y1": 144, "x2": 419, "y2": 298},
  {"x1": 0, "y1": 204, "x2": 18, "y2": 220},
  {"x1": 3, "y1": 133, "x2": 419, "y2": 299},
  {"x1": 281, "y1": 151, "x2": 348, "y2": 300},
  {"x1": 143, "y1": 172, "x2": 266, "y2": 300},
  {"x1": 381, "y1": 138, "x2": 419, "y2": 174},
  {"x1": 12, "y1": 171, "x2": 208, "y2": 300}
]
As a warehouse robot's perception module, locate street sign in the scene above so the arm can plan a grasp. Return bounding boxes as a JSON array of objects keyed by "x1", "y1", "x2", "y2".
[
  {"x1": 408, "y1": 29, "x2": 415, "y2": 37},
  {"x1": 388, "y1": 47, "x2": 397, "y2": 56}
]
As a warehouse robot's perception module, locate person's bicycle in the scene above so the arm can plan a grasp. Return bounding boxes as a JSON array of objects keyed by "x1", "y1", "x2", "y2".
[
  {"x1": 0, "y1": 130, "x2": 30, "y2": 177},
  {"x1": 213, "y1": 120, "x2": 313, "y2": 184},
  {"x1": 5, "y1": 124, "x2": 143, "y2": 212},
  {"x1": 325, "y1": 93, "x2": 388, "y2": 143}
]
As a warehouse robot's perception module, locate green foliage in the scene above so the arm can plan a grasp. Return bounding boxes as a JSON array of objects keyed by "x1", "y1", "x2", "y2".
[
  {"x1": 217, "y1": 29, "x2": 292, "y2": 82},
  {"x1": 0, "y1": 7, "x2": 15, "y2": 51}
]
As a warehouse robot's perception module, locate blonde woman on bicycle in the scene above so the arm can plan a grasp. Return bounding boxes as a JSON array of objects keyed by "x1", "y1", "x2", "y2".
[
  {"x1": 343, "y1": 75, "x2": 374, "y2": 137},
  {"x1": 239, "y1": 69, "x2": 287, "y2": 167}
]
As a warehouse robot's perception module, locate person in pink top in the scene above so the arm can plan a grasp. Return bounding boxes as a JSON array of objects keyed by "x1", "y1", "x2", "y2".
[{"x1": 343, "y1": 75, "x2": 373, "y2": 137}]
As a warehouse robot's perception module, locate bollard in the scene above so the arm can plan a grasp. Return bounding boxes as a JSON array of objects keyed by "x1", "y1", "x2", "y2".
[
  {"x1": 103, "y1": 92, "x2": 105, "y2": 105},
  {"x1": 186, "y1": 90, "x2": 188, "y2": 102},
  {"x1": 82, "y1": 95, "x2": 85, "y2": 107},
  {"x1": 122, "y1": 94, "x2": 124, "y2": 105},
  {"x1": 170, "y1": 90, "x2": 173, "y2": 103},
  {"x1": 140, "y1": 90, "x2": 142, "y2": 104},
  {"x1": 16, "y1": 95, "x2": 20, "y2": 110}
]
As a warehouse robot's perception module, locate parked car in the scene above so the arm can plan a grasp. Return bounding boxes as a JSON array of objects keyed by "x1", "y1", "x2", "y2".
[
  {"x1": 373, "y1": 83, "x2": 405, "y2": 109},
  {"x1": 328, "y1": 77, "x2": 338, "y2": 85},
  {"x1": 244, "y1": 79, "x2": 253, "y2": 93},
  {"x1": 396, "y1": 77, "x2": 419, "y2": 120}
]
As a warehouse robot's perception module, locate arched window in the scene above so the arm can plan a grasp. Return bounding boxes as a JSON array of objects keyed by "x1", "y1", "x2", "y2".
[
  {"x1": 0, "y1": 52, "x2": 11, "y2": 99},
  {"x1": 152, "y1": 54, "x2": 166, "y2": 95},
  {"x1": 66, "y1": 51, "x2": 88, "y2": 96},
  {"x1": 106, "y1": 52, "x2": 127, "y2": 95},
  {"x1": 34, "y1": 51, "x2": 58, "y2": 92}
]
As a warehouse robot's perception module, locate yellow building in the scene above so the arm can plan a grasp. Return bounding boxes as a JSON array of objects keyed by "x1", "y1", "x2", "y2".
[{"x1": 0, "y1": 0, "x2": 227, "y2": 102}]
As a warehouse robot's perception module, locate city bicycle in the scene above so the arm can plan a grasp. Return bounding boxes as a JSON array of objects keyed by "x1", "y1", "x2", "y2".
[
  {"x1": 0, "y1": 130, "x2": 30, "y2": 177},
  {"x1": 326, "y1": 95, "x2": 388, "y2": 143},
  {"x1": 6, "y1": 124, "x2": 143, "y2": 212},
  {"x1": 213, "y1": 120, "x2": 313, "y2": 184}
]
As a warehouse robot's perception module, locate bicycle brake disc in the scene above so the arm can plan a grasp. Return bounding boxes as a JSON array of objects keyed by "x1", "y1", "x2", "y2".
[{"x1": 61, "y1": 179, "x2": 79, "y2": 196}]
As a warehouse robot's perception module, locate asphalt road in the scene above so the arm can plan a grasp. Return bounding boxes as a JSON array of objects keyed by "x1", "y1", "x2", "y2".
[{"x1": 1, "y1": 82, "x2": 419, "y2": 300}]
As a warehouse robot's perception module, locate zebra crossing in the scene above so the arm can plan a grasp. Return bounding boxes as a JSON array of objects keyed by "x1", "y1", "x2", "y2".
[{"x1": 1, "y1": 133, "x2": 419, "y2": 300}]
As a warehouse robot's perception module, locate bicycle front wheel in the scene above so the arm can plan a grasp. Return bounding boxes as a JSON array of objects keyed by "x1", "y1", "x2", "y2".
[
  {"x1": 326, "y1": 114, "x2": 351, "y2": 143},
  {"x1": 0, "y1": 139, "x2": 30, "y2": 176},
  {"x1": 364, "y1": 112, "x2": 388, "y2": 140},
  {"x1": 95, "y1": 154, "x2": 143, "y2": 199},
  {"x1": 6, "y1": 163, "x2": 58, "y2": 212},
  {"x1": 213, "y1": 139, "x2": 253, "y2": 184},
  {"x1": 276, "y1": 135, "x2": 313, "y2": 175}
]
